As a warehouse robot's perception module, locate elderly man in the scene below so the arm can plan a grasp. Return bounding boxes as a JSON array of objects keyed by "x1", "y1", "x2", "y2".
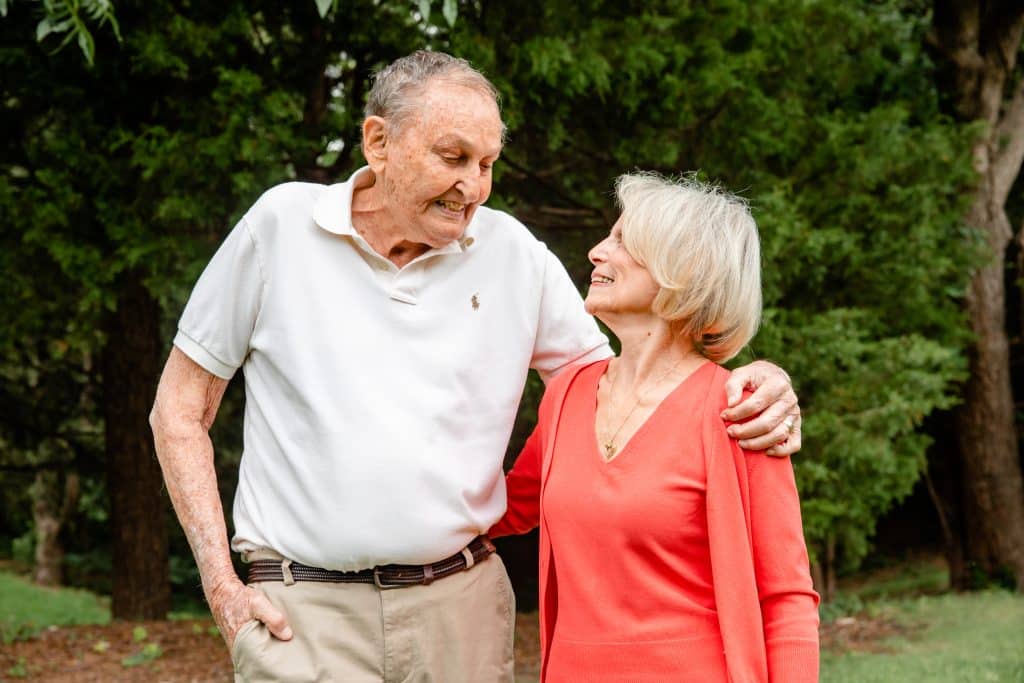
[{"x1": 150, "y1": 51, "x2": 801, "y2": 682}]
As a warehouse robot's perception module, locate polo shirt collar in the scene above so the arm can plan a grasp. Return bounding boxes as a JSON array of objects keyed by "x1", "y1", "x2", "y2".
[{"x1": 312, "y1": 167, "x2": 476, "y2": 256}]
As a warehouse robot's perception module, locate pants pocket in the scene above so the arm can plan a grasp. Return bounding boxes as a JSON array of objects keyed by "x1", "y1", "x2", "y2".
[{"x1": 230, "y1": 619, "x2": 261, "y2": 667}]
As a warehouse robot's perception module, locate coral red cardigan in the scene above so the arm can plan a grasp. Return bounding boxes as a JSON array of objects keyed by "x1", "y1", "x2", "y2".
[{"x1": 491, "y1": 360, "x2": 820, "y2": 682}]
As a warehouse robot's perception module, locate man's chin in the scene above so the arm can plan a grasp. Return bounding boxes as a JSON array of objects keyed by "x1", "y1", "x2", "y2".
[{"x1": 425, "y1": 225, "x2": 469, "y2": 247}]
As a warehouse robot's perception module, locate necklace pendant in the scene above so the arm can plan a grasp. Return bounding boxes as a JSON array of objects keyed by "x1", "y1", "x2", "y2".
[{"x1": 603, "y1": 441, "x2": 616, "y2": 459}]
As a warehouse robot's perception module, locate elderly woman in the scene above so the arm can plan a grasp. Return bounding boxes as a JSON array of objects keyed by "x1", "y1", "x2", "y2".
[{"x1": 491, "y1": 173, "x2": 820, "y2": 682}]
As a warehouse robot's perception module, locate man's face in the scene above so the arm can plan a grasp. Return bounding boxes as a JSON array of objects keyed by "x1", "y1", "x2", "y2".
[{"x1": 376, "y1": 80, "x2": 504, "y2": 249}]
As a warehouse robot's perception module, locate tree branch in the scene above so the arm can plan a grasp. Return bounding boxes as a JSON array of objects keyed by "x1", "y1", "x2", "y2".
[
  {"x1": 499, "y1": 154, "x2": 605, "y2": 217},
  {"x1": 993, "y1": 82, "x2": 1024, "y2": 205},
  {"x1": 981, "y1": 2, "x2": 1024, "y2": 73},
  {"x1": 931, "y1": 1, "x2": 1023, "y2": 123},
  {"x1": 931, "y1": 0, "x2": 983, "y2": 73},
  {"x1": 923, "y1": 465, "x2": 957, "y2": 562}
]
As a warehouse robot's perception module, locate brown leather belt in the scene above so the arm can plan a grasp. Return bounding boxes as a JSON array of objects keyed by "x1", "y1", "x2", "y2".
[{"x1": 247, "y1": 535, "x2": 496, "y2": 589}]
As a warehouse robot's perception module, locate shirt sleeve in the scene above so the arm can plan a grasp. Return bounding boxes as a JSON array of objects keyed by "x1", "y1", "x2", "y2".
[
  {"x1": 174, "y1": 217, "x2": 265, "y2": 379},
  {"x1": 743, "y1": 446, "x2": 821, "y2": 681},
  {"x1": 531, "y1": 249, "x2": 612, "y2": 383}
]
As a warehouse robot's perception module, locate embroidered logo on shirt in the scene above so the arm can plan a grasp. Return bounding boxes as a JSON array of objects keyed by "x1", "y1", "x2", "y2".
[{"x1": 471, "y1": 293, "x2": 480, "y2": 310}]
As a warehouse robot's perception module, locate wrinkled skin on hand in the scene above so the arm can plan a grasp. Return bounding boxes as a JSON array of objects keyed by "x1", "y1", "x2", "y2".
[
  {"x1": 207, "y1": 575, "x2": 292, "y2": 649},
  {"x1": 721, "y1": 360, "x2": 801, "y2": 456}
]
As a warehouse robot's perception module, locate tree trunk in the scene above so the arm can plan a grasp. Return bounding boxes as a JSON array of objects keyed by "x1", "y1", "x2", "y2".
[
  {"x1": 31, "y1": 471, "x2": 61, "y2": 586},
  {"x1": 955, "y1": 192, "x2": 1024, "y2": 587},
  {"x1": 810, "y1": 536, "x2": 837, "y2": 603},
  {"x1": 932, "y1": 0, "x2": 1024, "y2": 590},
  {"x1": 102, "y1": 270, "x2": 170, "y2": 619},
  {"x1": 825, "y1": 535, "x2": 837, "y2": 602},
  {"x1": 30, "y1": 469, "x2": 80, "y2": 587}
]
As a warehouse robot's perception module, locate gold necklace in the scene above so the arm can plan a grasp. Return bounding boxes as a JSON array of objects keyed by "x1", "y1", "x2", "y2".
[{"x1": 600, "y1": 357, "x2": 686, "y2": 461}]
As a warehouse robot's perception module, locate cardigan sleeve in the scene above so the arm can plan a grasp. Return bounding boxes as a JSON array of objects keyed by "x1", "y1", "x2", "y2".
[
  {"x1": 488, "y1": 424, "x2": 543, "y2": 538},
  {"x1": 489, "y1": 363, "x2": 589, "y2": 539},
  {"x1": 740, "y1": 442, "x2": 821, "y2": 681}
]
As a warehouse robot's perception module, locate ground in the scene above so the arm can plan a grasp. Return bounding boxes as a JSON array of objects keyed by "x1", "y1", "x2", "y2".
[
  {"x1": 3, "y1": 556, "x2": 1022, "y2": 682},
  {"x1": 0, "y1": 619, "x2": 228, "y2": 682},
  {"x1": 0, "y1": 610, "x2": 905, "y2": 682},
  {"x1": 0, "y1": 612, "x2": 545, "y2": 682}
]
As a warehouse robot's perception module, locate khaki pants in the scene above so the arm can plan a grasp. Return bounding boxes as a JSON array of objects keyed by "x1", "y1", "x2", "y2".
[{"x1": 231, "y1": 554, "x2": 515, "y2": 683}]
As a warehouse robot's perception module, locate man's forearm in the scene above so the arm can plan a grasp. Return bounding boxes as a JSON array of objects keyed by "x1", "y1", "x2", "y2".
[
  {"x1": 150, "y1": 350, "x2": 290, "y2": 646},
  {"x1": 150, "y1": 348, "x2": 237, "y2": 598},
  {"x1": 153, "y1": 421, "x2": 237, "y2": 595}
]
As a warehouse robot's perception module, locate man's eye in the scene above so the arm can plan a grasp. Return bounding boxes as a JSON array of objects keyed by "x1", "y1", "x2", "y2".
[{"x1": 480, "y1": 163, "x2": 492, "y2": 171}]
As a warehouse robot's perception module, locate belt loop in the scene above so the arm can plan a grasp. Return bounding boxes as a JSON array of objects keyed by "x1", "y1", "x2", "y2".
[
  {"x1": 374, "y1": 567, "x2": 401, "y2": 590},
  {"x1": 281, "y1": 559, "x2": 295, "y2": 586},
  {"x1": 422, "y1": 564, "x2": 435, "y2": 586},
  {"x1": 460, "y1": 546, "x2": 476, "y2": 569}
]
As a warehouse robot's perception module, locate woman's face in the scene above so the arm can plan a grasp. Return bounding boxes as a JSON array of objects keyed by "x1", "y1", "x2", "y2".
[{"x1": 584, "y1": 217, "x2": 661, "y2": 320}]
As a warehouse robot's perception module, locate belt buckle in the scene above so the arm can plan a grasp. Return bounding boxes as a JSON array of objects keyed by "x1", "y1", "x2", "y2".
[{"x1": 373, "y1": 566, "x2": 402, "y2": 590}]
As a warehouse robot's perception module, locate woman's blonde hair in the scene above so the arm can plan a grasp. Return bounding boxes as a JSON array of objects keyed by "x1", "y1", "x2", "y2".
[{"x1": 616, "y1": 172, "x2": 762, "y2": 362}]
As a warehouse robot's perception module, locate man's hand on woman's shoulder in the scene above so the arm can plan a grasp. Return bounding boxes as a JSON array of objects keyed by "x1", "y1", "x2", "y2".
[{"x1": 721, "y1": 360, "x2": 801, "y2": 457}]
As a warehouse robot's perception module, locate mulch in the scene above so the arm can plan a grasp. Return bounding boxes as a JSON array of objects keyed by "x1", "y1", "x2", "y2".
[
  {"x1": 819, "y1": 610, "x2": 924, "y2": 653},
  {"x1": 0, "y1": 619, "x2": 230, "y2": 682},
  {"x1": 0, "y1": 609, "x2": 910, "y2": 681},
  {"x1": 0, "y1": 614, "x2": 544, "y2": 682}
]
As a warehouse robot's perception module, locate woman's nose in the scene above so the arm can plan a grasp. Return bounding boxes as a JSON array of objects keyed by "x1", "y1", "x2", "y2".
[{"x1": 588, "y1": 238, "x2": 609, "y2": 265}]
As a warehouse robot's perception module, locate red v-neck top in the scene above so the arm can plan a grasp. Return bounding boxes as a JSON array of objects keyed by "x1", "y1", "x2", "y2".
[
  {"x1": 544, "y1": 360, "x2": 728, "y2": 680},
  {"x1": 492, "y1": 359, "x2": 820, "y2": 682}
]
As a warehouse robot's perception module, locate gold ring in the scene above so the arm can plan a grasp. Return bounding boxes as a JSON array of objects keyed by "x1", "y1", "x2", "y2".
[{"x1": 783, "y1": 416, "x2": 797, "y2": 435}]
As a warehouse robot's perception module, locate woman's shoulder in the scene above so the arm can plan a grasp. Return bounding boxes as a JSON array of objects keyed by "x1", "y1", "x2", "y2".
[
  {"x1": 538, "y1": 359, "x2": 607, "y2": 419},
  {"x1": 675, "y1": 361, "x2": 731, "y2": 417},
  {"x1": 704, "y1": 363, "x2": 731, "y2": 395},
  {"x1": 697, "y1": 363, "x2": 756, "y2": 418},
  {"x1": 546, "y1": 359, "x2": 606, "y2": 396}
]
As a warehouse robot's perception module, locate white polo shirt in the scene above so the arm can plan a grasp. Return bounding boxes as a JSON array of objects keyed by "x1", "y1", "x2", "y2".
[{"x1": 174, "y1": 167, "x2": 610, "y2": 571}]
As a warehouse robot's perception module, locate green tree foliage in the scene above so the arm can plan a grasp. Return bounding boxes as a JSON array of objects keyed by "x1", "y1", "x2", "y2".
[
  {"x1": 0, "y1": 0, "x2": 453, "y2": 612},
  {"x1": 449, "y1": 0, "x2": 978, "y2": 583},
  {"x1": 0, "y1": 0, "x2": 979, "y2": 602},
  {"x1": 0, "y1": 0, "x2": 121, "y2": 66}
]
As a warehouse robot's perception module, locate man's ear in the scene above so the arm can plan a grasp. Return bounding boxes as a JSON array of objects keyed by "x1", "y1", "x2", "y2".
[{"x1": 362, "y1": 116, "x2": 389, "y2": 171}]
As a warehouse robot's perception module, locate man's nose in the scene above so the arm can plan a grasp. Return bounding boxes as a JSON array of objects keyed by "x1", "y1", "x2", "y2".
[
  {"x1": 588, "y1": 240, "x2": 608, "y2": 264},
  {"x1": 455, "y1": 172, "x2": 481, "y2": 202}
]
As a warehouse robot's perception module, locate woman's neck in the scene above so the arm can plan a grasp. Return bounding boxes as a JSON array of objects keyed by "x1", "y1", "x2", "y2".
[{"x1": 606, "y1": 317, "x2": 701, "y2": 387}]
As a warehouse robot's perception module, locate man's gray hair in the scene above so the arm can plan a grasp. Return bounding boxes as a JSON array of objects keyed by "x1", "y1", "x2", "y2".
[{"x1": 365, "y1": 50, "x2": 504, "y2": 136}]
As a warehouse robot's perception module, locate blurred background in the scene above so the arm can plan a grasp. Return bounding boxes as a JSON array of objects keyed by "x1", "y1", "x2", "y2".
[{"x1": 0, "y1": 0, "x2": 1022, "y2": 680}]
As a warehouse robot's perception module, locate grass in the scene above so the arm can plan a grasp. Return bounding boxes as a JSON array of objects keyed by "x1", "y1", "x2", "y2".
[
  {"x1": 1, "y1": 562, "x2": 1022, "y2": 682},
  {"x1": 0, "y1": 571, "x2": 109, "y2": 642},
  {"x1": 820, "y1": 555, "x2": 1023, "y2": 681},
  {"x1": 841, "y1": 554, "x2": 951, "y2": 601},
  {"x1": 821, "y1": 590, "x2": 1024, "y2": 682}
]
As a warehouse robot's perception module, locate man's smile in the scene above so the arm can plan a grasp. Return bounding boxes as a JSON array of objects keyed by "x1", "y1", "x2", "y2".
[{"x1": 434, "y1": 198, "x2": 467, "y2": 218}]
